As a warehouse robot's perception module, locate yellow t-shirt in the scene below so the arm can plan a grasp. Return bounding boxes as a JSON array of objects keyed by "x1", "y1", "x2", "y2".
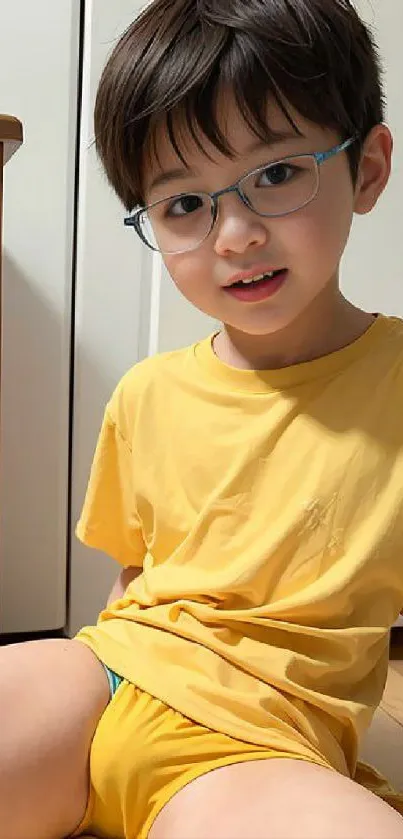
[{"x1": 77, "y1": 314, "x2": 403, "y2": 778}]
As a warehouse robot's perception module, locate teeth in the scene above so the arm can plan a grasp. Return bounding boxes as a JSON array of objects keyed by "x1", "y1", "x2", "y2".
[{"x1": 240, "y1": 271, "x2": 274, "y2": 285}]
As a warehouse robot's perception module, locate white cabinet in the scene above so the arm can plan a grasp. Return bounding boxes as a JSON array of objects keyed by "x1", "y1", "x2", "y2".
[{"x1": 0, "y1": 1, "x2": 81, "y2": 632}]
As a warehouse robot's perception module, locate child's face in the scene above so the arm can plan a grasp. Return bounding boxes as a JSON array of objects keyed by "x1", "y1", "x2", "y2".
[{"x1": 142, "y1": 97, "x2": 384, "y2": 337}]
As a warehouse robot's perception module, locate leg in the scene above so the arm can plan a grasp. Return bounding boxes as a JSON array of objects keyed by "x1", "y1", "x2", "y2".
[
  {"x1": 149, "y1": 757, "x2": 403, "y2": 839},
  {"x1": 0, "y1": 638, "x2": 109, "y2": 839}
]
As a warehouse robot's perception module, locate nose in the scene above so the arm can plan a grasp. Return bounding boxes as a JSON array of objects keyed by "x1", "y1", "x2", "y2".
[{"x1": 212, "y1": 193, "x2": 269, "y2": 256}]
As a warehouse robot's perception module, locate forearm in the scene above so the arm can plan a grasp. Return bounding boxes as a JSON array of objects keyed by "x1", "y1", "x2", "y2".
[{"x1": 107, "y1": 566, "x2": 143, "y2": 606}]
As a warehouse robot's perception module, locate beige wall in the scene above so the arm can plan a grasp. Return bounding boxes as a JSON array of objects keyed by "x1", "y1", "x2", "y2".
[{"x1": 342, "y1": 0, "x2": 403, "y2": 314}]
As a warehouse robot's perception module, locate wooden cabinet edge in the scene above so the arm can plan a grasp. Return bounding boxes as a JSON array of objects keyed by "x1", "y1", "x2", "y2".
[{"x1": 0, "y1": 116, "x2": 23, "y2": 165}]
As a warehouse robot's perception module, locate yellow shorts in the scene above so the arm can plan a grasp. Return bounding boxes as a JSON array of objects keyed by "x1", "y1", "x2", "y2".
[{"x1": 74, "y1": 677, "x2": 330, "y2": 839}]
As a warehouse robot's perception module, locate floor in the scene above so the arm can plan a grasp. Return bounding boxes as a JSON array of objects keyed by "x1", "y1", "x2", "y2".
[
  {"x1": 0, "y1": 628, "x2": 65, "y2": 645},
  {"x1": 360, "y1": 631, "x2": 403, "y2": 791}
]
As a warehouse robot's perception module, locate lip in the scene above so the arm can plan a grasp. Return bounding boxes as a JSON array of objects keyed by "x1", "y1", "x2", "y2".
[
  {"x1": 224, "y1": 270, "x2": 288, "y2": 303},
  {"x1": 225, "y1": 265, "x2": 285, "y2": 287}
]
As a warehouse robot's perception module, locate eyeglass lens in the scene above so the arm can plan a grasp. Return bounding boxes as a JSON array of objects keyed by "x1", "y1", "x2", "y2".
[{"x1": 139, "y1": 155, "x2": 319, "y2": 254}]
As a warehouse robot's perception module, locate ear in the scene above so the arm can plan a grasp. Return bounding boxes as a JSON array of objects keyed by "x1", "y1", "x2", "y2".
[{"x1": 354, "y1": 123, "x2": 393, "y2": 216}]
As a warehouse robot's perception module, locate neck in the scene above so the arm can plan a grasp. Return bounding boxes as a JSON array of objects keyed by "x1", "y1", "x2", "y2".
[{"x1": 215, "y1": 285, "x2": 374, "y2": 371}]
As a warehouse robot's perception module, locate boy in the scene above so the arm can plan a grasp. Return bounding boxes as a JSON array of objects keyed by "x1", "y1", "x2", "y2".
[{"x1": 2, "y1": 0, "x2": 403, "y2": 837}]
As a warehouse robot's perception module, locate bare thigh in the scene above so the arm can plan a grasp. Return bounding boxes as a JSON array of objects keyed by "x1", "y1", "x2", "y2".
[
  {"x1": 149, "y1": 758, "x2": 403, "y2": 839},
  {"x1": 0, "y1": 638, "x2": 109, "y2": 839}
]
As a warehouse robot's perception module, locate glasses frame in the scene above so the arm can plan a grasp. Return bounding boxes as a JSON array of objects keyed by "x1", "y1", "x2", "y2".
[{"x1": 124, "y1": 136, "x2": 358, "y2": 255}]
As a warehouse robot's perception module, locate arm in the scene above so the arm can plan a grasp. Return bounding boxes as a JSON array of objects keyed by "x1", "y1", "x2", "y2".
[{"x1": 107, "y1": 566, "x2": 143, "y2": 606}]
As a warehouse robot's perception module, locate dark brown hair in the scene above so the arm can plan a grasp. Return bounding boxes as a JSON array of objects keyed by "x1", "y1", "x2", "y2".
[{"x1": 94, "y1": 0, "x2": 385, "y2": 211}]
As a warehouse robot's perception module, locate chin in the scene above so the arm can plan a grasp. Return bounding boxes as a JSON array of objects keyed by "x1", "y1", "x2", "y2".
[{"x1": 225, "y1": 310, "x2": 300, "y2": 338}]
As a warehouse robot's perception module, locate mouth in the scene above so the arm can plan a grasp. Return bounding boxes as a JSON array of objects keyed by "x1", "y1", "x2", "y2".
[{"x1": 224, "y1": 269, "x2": 288, "y2": 303}]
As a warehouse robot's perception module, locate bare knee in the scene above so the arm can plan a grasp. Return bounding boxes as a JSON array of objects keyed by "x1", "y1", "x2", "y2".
[{"x1": 0, "y1": 638, "x2": 109, "y2": 839}]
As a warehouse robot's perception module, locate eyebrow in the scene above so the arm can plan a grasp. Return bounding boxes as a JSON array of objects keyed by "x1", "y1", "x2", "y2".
[{"x1": 148, "y1": 130, "x2": 301, "y2": 193}]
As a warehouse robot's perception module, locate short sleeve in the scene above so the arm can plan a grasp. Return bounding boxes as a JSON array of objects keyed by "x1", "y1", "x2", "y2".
[{"x1": 76, "y1": 408, "x2": 146, "y2": 567}]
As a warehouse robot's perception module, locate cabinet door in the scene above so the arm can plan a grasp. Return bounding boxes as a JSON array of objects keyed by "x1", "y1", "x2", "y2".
[{"x1": 0, "y1": 1, "x2": 81, "y2": 633}]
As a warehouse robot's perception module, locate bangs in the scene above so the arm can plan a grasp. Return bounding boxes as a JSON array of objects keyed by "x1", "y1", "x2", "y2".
[
  {"x1": 146, "y1": 57, "x2": 301, "y2": 187},
  {"x1": 94, "y1": 0, "x2": 385, "y2": 211},
  {"x1": 147, "y1": 33, "x2": 302, "y2": 177}
]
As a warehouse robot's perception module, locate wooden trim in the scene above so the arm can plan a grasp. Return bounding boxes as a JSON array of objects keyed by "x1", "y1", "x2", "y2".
[
  {"x1": 0, "y1": 139, "x2": 3, "y2": 364},
  {"x1": 0, "y1": 115, "x2": 23, "y2": 164}
]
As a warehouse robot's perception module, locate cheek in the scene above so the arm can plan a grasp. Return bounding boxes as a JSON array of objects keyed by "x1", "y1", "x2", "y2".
[
  {"x1": 280, "y1": 188, "x2": 354, "y2": 268},
  {"x1": 163, "y1": 254, "x2": 213, "y2": 300},
  {"x1": 312, "y1": 172, "x2": 355, "y2": 255}
]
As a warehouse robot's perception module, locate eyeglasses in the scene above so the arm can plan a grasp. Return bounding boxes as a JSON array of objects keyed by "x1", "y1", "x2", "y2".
[{"x1": 124, "y1": 136, "x2": 357, "y2": 255}]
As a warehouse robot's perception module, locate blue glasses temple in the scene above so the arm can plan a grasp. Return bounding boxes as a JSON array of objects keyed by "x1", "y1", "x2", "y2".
[{"x1": 314, "y1": 136, "x2": 357, "y2": 166}]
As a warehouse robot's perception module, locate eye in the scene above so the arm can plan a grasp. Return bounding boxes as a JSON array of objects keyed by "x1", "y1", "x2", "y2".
[
  {"x1": 257, "y1": 162, "x2": 297, "y2": 187},
  {"x1": 166, "y1": 194, "x2": 205, "y2": 218}
]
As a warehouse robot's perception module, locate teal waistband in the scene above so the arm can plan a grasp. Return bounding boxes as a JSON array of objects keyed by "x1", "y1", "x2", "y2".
[{"x1": 103, "y1": 664, "x2": 123, "y2": 699}]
